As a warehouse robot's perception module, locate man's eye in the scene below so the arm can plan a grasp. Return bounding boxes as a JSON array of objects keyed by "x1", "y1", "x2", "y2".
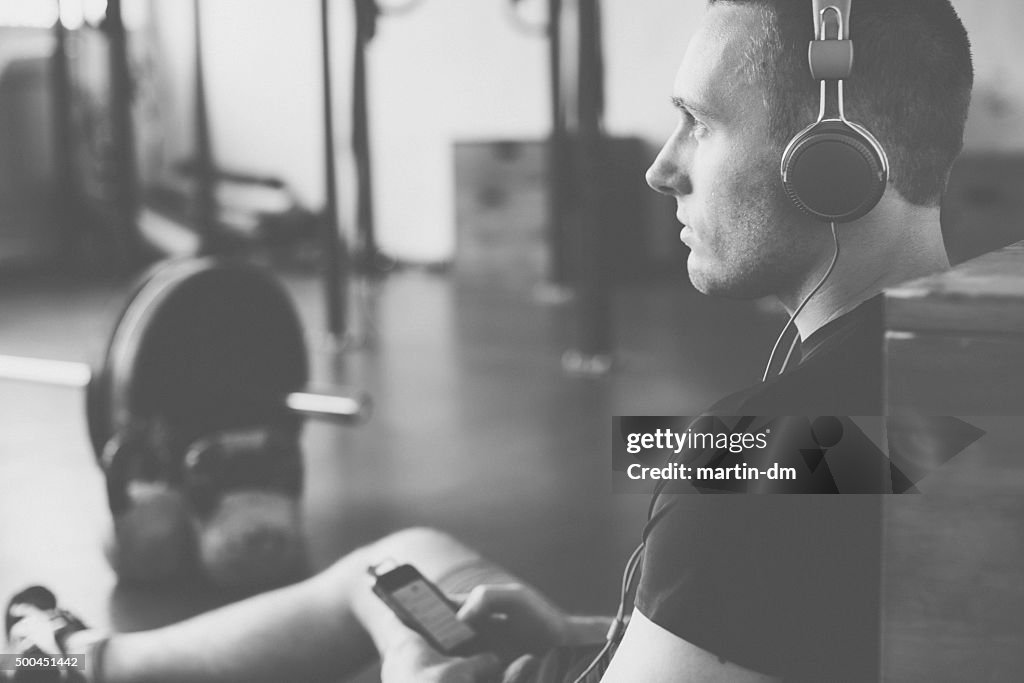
[{"x1": 682, "y1": 111, "x2": 708, "y2": 139}]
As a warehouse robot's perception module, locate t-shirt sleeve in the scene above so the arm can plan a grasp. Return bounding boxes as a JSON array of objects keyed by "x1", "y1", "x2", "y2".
[{"x1": 634, "y1": 495, "x2": 881, "y2": 681}]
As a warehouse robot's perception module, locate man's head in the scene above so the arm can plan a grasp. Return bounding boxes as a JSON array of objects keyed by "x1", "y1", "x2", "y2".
[{"x1": 646, "y1": 0, "x2": 973, "y2": 300}]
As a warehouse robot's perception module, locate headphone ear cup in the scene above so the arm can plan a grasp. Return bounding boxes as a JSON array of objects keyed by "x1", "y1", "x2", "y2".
[{"x1": 781, "y1": 121, "x2": 887, "y2": 223}]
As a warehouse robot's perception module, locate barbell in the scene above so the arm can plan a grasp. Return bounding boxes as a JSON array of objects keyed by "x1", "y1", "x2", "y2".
[
  {"x1": 0, "y1": 355, "x2": 367, "y2": 418},
  {"x1": 0, "y1": 257, "x2": 371, "y2": 462}
]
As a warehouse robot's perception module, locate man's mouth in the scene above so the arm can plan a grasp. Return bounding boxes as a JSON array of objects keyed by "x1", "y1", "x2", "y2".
[
  {"x1": 678, "y1": 222, "x2": 693, "y2": 244},
  {"x1": 675, "y1": 208, "x2": 693, "y2": 243}
]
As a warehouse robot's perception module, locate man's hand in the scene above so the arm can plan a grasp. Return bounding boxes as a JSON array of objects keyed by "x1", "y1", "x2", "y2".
[
  {"x1": 456, "y1": 583, "x2": 610, "y2": 652},
  {"x1": 380, "y1": 631, "x2": 502, "y2": 683}
]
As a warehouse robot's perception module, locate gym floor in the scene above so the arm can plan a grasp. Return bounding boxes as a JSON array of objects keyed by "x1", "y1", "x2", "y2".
[{"x1": 0, "y1": 265, "x2": 781, "y2": 639}]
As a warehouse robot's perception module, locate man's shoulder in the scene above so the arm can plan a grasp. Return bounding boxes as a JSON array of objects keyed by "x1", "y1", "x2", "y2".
[
  {"x1": 711, "y1": 298, "x2": 884, "y2": 416},
  {"x1": 710, "y1": 356, "x2": 881, "y2": 415}
]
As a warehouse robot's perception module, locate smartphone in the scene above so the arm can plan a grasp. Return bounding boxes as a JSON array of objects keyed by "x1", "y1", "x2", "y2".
[{"x1": 370, "y1": 563, "x2": 481, "y2": 656}]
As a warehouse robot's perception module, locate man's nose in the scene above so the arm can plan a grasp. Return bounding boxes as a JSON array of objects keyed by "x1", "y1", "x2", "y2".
[{"x1": 645, "y1": 143, "x2": 691, "y2": 197}]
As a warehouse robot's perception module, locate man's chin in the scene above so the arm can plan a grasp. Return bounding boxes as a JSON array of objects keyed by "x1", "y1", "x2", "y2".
[
  {"x1": 689, "y1": 273, "x2": 734, "y2": 298},
  {"x1": 687, "y1": 256, "x2": 729, "y2": 296},
  {"x1": 687, "y1": 261, "x2": 761, "y2": 300}
]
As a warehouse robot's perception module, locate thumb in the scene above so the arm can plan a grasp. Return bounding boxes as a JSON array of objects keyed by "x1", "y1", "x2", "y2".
[
  {"x1": 457, "y1": 585, "x2": 520, "y2": 622},
  {"x1": 456, "y1": 587, "x2": 487, "y2": 622}
]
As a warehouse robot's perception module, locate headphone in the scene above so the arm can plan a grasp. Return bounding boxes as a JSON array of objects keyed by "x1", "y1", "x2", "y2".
[
  {"x1": 572, "y1": 5, "x2": 891, "y2": 681},
  {"x1": 781, "y1": 0, "x2": 889, "y2": 223},
  {"x1": 765, "y1": 0, "x2": 888, "y2": 381}
]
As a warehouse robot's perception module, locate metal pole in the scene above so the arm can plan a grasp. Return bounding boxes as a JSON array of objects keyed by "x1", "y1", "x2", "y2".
[
  {"x1": 352, "y1": 0, "x2": 385, "y2": 273},
  {"x1": 562, "y1": 0, "x2": 612, "y2": 375},
  {"x1": 52, "y1": 0, "x2": 79, "y2": 267},
  {"x1": 546, "y1": 0, "x2": 570, "y2": 288},
  {"x1": 192, "y1": 0, "x2": 220, "y2": 252},
  {"x1": 320, "y1": 0, "x2": 350, "y2": 341},
  {"x1": 106, "y1": 0, "x2": 143, "y2": 263}
]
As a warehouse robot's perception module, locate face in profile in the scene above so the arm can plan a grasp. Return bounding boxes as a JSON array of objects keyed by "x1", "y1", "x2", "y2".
[{"x1": 646, "y1": 4, "x2": 821, "y2": 300}]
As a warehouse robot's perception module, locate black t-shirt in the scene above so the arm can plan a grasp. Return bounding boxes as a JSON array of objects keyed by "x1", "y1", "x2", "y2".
[
  {"x1": 710, "y1": 296, "x2": 884, "y2": 416},
  {"x1": 634, "y1": 298, "x2": 884, "y2": 682}
]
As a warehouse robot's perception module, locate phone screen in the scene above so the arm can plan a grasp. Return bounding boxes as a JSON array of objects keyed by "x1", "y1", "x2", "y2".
[{"x1": 390, "y1": 578, "x2": 477, "y2": 652}]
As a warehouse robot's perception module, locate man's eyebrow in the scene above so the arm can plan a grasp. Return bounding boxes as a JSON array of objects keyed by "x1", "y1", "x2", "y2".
[{"x1": 671, "y1": 96, "x2": 716, "y2": 120}]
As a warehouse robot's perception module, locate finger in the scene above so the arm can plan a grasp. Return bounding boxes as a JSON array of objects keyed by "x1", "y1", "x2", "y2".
[
  {"x1": 457, "y1": 584, "x2": 523, "y2": 621},
  {"x1": 460, "y1": 652, "x2": 503, "y2": 678},
  {"x1": 456, "y1": 585, "x2": 492, "y2": 621},
  {"x1": 502, "y1": 654, "x2": 539, "y2": 683},
  {"x1": 447, "y1": 591, "x2": 471, "y2": 607}
]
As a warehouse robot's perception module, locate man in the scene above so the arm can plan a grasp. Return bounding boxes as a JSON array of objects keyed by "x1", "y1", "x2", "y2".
[
  {"x1": 613, "y1": 2, "x2": 969, "y2": 680},
  {"x1": 6, "y1": 1, "x2": 972, "y2": 681}
]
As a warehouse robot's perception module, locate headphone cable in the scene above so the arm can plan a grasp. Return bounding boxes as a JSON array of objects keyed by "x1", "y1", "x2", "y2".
[
  {"x1": 578, "y1": 223, "x2": 840, "y2": 680},
  {"x1": 761, "y1": 222, "x2": 841, "y2": 382},
  {"x1": 570, "y1": 543, "x2": 644, "y2": 683},
  {"x1": 778, "y1": 332, "x2": 802, "y2": 377}
]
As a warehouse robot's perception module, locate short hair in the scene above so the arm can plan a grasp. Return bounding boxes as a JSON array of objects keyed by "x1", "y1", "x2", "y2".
[{"x1": 709, "y1": 0, "x2": 974, "y2": 206}]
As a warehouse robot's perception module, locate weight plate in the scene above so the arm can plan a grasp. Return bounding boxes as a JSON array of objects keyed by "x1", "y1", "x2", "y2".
[{"x1": 86, "y1": 258, "x2": 309, "y2": 464}]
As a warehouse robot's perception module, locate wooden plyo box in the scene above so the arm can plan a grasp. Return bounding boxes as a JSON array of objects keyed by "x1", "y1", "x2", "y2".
[
  {"x1": 887, "y1": 241, "x2": 1024, "y2": 415},
  {"x1": 882, "y1": 241, "x2": 1024, "y2": 682},
  {"x1": 453, "y1": 138, "x2": 684, "y2": 287}
]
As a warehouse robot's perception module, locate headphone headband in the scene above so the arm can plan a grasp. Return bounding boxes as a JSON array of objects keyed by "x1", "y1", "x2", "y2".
[
  {"x1": 808, "y1": 2, "x2": 854, "y2": 82},
  {"x1": 812, "y1": 0, "x2": 851, "y2": 39},
  {"x1": 781, "y1": 0, "x2": 889, "y2": 224}
]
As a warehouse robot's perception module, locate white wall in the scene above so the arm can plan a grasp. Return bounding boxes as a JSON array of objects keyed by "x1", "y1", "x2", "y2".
[
  {"x1": 146, "y1": 0, "x2": 1020, "y2": 263},
  {"x1": 146, "y1": 0, "x2": 330, "y2": 213},
  {"x1": 145, "y1": 0, "x2": 700, "y2": 263},
  {"x1": 364, "y1": 0, "x2": 553, "y2": 261}
]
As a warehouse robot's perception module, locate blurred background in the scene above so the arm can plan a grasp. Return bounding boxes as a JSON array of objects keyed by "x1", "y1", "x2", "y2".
[
  {"x1": 1, "y1": 0, "x2": 1021, "y2": 273},
  {"x1": 0, "y1": 0, "x2": 1021, "y2": 680}
]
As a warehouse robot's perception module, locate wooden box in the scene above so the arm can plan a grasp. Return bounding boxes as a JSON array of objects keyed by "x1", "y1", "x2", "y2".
[
  {"x1": 453, "y1": 138, "x2": 684, "y2": 287},
  {"x1": 882, "y1": 242, "x2": 1024, "y2": 682}
]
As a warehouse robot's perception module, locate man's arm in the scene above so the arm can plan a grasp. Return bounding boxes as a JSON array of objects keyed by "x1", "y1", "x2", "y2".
[{"x1": 599, "y1": 609, "x2": 781, "y2": 683}]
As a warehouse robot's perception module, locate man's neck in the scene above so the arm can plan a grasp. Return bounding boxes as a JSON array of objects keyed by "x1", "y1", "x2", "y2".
[{"x1": 783, "y1": 204, "x2": 949, "y2": 340}]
